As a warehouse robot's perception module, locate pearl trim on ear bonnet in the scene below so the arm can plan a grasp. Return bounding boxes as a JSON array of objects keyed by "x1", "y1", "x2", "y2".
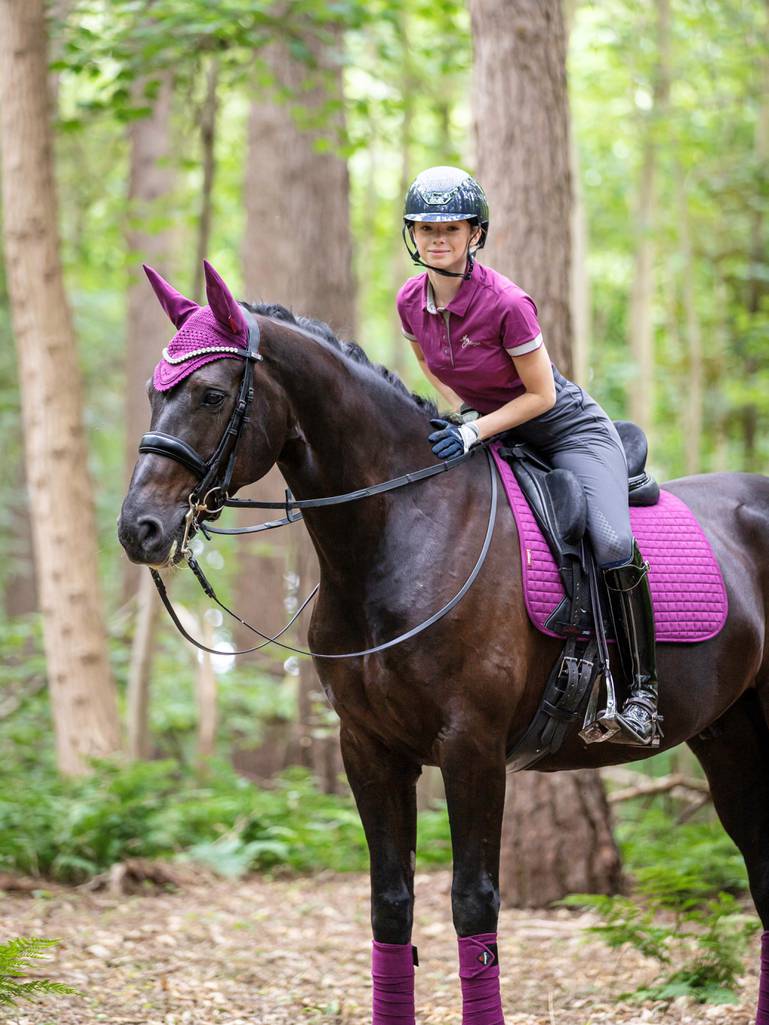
[{"x1": 144, "y1": 261, "x2": 250, "y2": 392}]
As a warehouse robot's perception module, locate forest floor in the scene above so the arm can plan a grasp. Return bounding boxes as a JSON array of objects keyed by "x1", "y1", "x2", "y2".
[{"x1": 0, "y1": 867, "x2": 759, "y2": 1025}]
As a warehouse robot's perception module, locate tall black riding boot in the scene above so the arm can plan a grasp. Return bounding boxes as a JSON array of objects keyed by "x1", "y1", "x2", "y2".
[{"x1": 603, "y1": 540, "x2": 662, "y2": 747}]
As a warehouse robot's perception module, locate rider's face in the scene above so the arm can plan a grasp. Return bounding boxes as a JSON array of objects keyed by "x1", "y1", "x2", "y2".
[{"x1": 411, "y1": 220, "x2": 480, "y2": 275}]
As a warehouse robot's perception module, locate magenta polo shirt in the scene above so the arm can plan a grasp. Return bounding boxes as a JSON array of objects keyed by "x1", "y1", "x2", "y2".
[{"x1": 396, "y1": 261, "x2": 544, "y2": 415}]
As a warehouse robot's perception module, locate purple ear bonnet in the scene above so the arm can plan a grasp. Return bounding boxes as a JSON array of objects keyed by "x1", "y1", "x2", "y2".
[{"x1": 145, "y1": 262, "x2": 249, "y2": 392}]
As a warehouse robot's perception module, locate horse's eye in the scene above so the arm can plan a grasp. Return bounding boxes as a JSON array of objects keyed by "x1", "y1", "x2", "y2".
[{"x1": 202, "y1": 390, "x2": 225, "y2": 407}]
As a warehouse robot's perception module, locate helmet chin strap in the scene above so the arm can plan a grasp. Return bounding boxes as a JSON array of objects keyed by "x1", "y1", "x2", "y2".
[{"x1": 401, "y1": 225, "x2": 477, "y2": 281}]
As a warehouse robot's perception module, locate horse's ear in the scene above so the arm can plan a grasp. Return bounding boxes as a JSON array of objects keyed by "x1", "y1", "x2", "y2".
[
  {"x1": 203, "y1": 259, "x2": 247, "y2": 338},
  {"x1": 142, "y1": 265, "x2": 198, "y2": 328}
]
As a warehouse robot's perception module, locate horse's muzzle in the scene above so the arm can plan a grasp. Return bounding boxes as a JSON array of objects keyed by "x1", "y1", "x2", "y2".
[{"x1": 117, "y1": 503, "x2": 185, "y2": 566}]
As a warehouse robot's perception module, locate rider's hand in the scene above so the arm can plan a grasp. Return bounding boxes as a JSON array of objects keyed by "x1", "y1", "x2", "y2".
[{"x1": 428, "y1": 418, "x2": 480, "y2": 459}]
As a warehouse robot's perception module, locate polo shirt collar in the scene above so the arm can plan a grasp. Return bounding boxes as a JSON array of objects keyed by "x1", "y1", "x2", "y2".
[{"x1": 422, "y1": 259, "x2": 481, "y2": 316}]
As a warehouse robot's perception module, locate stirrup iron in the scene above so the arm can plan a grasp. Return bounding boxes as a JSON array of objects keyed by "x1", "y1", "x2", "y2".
[{"x1": 579, "y1": 666, "x2": 620, "y2": 744}]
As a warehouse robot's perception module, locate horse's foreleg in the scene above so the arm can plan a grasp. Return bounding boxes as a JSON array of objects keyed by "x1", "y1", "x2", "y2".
[
  {"x1": 440, "y1": 734, "x2": 507, "y2": 1025},
  {"x1": 688, "y1": 690, "x2": 769, "y2": 1024},
  {"x1": 340, "y1": 725, "x2": 420, "y2": 1025}
]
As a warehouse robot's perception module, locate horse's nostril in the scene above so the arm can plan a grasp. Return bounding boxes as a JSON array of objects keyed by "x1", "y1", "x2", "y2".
[{"x1": 136, "y1": 515, "x2": 163, "y2": 547}]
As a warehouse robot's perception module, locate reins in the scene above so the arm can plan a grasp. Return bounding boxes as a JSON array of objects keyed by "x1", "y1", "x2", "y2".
[
  {"x1": 138, "y1": 306, "x2": 499, "y2": 660},
  {"x1": 150, "y1": 443, "x2": 497, "y2": 659}
]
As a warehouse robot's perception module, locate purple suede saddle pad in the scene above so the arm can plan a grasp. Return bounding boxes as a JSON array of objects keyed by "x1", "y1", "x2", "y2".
[{"x1": 490, "y1": 444, "x2": 728, "y2": 643}]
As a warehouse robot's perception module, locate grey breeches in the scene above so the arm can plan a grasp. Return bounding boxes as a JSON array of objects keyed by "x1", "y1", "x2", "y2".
[{"x1": 503, "y1": 369, "x2": 633, "y2": 568}]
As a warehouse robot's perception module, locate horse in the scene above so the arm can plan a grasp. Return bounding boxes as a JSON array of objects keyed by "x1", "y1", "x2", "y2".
[{"x1": 118, "y1": 262, "x2": 769, "y2": 1025}]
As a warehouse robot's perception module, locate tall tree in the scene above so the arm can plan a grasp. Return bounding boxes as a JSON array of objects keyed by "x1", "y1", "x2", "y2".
[
  {"x1": 0, "y1": 0, "x2": 121, "y2": 774},
  {"x1": 242, "y1": 33, "x2": 355, "y2": 332},
  {"x1": 123, "y1": 73, "x2": 178, "y2": 758},
  {"x1": 471, "y1": 0, "x2": 622, "y2": 905},
  {"x1": 741, "y1": 9, "x2": 769, "y2": 471},
  {"x1": 627, "y1": 0, "x2": 671, "y2": 437},
  {"x1": 240, "y1": 30, "x2": 355, "y2": 789}
]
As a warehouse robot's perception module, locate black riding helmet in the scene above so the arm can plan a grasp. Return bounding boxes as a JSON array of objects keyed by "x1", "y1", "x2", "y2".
[{"x1": 402, "y1": 166, "x2": 489, "y2": 279}]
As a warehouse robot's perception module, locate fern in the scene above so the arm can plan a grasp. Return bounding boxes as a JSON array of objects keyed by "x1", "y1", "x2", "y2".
[{"x1": 0, "y1": 937, "x2": 78, "y2": 1007}]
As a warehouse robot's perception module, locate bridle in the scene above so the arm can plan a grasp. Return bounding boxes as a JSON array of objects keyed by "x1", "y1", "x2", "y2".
[
  {"x1": 138, "y1": 308, "x2": 264, "y2": 558},
  {"x1": 136, "y1": 305, "x2": 498, "y2": 660}
]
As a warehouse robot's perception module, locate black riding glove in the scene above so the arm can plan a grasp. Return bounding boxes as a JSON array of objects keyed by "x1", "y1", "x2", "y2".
[{"x1": 428, "y1": 418, "x2": 481, "y2": 459}]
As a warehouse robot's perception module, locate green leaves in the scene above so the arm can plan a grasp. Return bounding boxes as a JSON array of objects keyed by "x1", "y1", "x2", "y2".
[
  {"x1": 0, "y1": 937, "x2": 79, "y2": 1008},
  {"x1": 0, "y1": 760, "x2": 453, "y2": 881}
]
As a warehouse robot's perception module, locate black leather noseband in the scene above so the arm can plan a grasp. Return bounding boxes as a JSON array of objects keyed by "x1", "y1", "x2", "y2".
[{"x1": 138, "y1": 432, "x2": 209, "y2": 479}]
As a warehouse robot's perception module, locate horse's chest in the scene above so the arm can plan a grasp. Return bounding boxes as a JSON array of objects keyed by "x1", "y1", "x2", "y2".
[{"x1": 320, "y1": 658, "x2": 438, "y2": 746}]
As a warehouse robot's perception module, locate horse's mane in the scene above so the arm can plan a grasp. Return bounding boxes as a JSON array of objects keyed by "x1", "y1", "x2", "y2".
[{"x1": 244, "y1": 301, "x2": 439, "y2": 419}]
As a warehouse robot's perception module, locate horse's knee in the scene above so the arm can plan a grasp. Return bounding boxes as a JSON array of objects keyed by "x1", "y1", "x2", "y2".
[
  {"x1": 372, "y1": 886, "x2": 413, "y2": 943},
  {"x1": 451, "y1": 875, "x2": 500, "y2": 935}
]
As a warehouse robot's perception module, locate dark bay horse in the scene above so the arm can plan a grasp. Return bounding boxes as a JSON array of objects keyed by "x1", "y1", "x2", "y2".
[{"x1": 119, "y1": 267, "x2": 769, "y2": 1025}]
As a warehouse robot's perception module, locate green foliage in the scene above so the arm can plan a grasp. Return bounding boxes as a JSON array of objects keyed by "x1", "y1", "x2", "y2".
[
  {"x1": 564, "y1": 889, "x2": 758, "y2": 1005},
  {"x1": 0, "y1": 760, "x2": 453, "y2": 881},
  {"x1": 0, "y1": 937, "x2": 78, "y2": 1008},
  {"x1": 615, "y1": 805, "x2": 748, "y2": 901}
]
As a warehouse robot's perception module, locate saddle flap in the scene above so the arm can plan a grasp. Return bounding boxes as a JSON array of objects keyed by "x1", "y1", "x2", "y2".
[
  {"x1": 505, "y1": 448, "x2": 586, "y2": 561},
  {"x1": 545, "y1": 469, "x2": 587, "y2": 545}
]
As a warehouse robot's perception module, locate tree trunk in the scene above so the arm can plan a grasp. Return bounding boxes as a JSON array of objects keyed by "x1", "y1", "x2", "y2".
[
  {"x1": 242, "y1": 33, "x2": 355, "y2": 333},
  {"x1": 501, "y1": 771, "x2": 623, "y2": 906},
  {"x1": 569, "y1": 129, "x2": 590, "y2": 389},
  {"x1": 123, "y1": 72, "x2": 176, "y2": 597},
  {"x1": 122, "y1": 73, "x2": 177, "y2": 752},
  {"x1": 741, "y1": 27, "x2": 769, "y2": 471},
  {"x1": 197, "y1": 616, "x2": 218, "y2": 769},
  {"x1": 126, "y1": 572, "x2": 159, "y2": 761},
  {"x1": 472, "y1": 0, "x2": 572, "y2": 371},
  {"x1": 192, "y1": 59, "x2": 219, "y2": 303},
  {"x1": 628, "y1": 0, "x2": 671, "y2": 437},
  {"x1": 241, "y1": 31, "x2": 355, "y2": 789},
  {"x1": 3, "y1": 463, "x2": 37, "y2": 616},
  {"x1": 0, "y1": 0, "x2": 121, "y2": 774},
  {"x1": 471, "y1": 0, "x2": 622, "y2": 906},
  {"x1": 675, "y1": 163, "x2": 703, "y2": 475},
  {"x1": 390, "y1": 7, "x2": 416, "y2": 378}
]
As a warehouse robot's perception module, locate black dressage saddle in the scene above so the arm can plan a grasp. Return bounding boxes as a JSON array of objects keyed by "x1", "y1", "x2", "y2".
[
  {"x1": 495, "y1": 421, "x2": 660, "y2": 769},
  {"x1": 497, "y1": 420, "x2": 659, "y2": 636}
]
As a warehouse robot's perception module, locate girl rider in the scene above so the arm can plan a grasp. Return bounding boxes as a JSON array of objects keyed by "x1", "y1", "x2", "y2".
[{"x1": 397, "y1": 165, "x2": 660, "y2": 748}]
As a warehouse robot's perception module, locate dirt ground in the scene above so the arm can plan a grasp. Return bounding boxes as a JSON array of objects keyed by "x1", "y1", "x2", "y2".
[{"x1": 0, "y1": 868, "x2": 760, "y2": 1025}]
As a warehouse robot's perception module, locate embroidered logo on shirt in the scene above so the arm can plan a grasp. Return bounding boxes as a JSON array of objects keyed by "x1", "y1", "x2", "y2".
[{"x1": 460, "y1": 335, "x2": 478, "y2": 348}]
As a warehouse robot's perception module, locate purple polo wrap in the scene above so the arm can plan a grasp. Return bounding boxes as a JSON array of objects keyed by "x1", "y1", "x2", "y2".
[
  {"x1": 371, "y1": 940, "x2": 416, "y2": 1025},
  {"x1": 758, "y1": 931, "x2": 769, "y2": 1025},
  {"x1": 458, "y1": 933, "x2": 504, "y2": 1025},
  {"x1": 143, "y1": 261, "x2": 249, "y2": 392}
]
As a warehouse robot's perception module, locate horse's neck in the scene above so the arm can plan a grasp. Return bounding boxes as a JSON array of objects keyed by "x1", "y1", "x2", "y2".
[
  {"x1": 273, "y1": 329, "x2": 427, "y2": 491},
  {"x1": 267, "y1": 326, "x2": 455, "y2": 577}
]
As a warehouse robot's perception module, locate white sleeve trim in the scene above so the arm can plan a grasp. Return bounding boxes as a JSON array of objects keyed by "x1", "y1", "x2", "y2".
[
  {"x1": 401, "y1": 328, "x2": 418, "y2": 341},
  {"x1": 505, "y1": 332, "x2": 543, "y2": 357}
]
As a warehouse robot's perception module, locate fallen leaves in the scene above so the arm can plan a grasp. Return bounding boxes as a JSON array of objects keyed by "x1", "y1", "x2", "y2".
[{"x1": 0, "y1": 869, "x2": 759, "y2": 1024}]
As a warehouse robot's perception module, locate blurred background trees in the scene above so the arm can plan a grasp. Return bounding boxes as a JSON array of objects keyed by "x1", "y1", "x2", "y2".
[{"x1": 0, "y1": 0, "x2": 767, "y2": 902}]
